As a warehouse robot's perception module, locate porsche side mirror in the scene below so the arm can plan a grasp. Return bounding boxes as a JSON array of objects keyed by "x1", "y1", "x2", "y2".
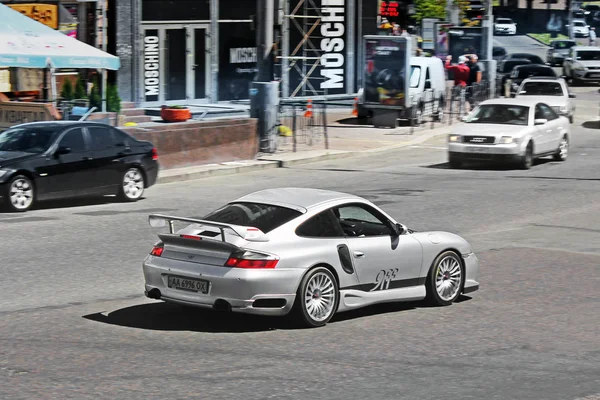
[{"x1": 392, "y1": 223, "x2": 406, "y2": 236}]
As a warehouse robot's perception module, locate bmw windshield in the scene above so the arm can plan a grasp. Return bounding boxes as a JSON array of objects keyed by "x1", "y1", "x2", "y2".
[
  {"x1": 465, "y1": 104, "x2": 529, "y2": 126},
  {"x1": 0, "y1": 127, "x2": 59, "y2": 154}
]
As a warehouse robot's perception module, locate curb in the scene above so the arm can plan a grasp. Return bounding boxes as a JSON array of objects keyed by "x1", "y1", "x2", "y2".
[
  {"x1": 525, "y1": 34, "x2": 551, "y2": 47},
  {"x1": 157, "y1": 161, "x2": 279, "y2": 184},
  {"x1": 156, "y1": 125, "x2": 453, "y2": 184}
]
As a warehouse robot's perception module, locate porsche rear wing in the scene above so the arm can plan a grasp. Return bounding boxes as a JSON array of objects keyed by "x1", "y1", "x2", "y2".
[{"x1": 148, "y1": 214, "x2": 270, "y2": 242}]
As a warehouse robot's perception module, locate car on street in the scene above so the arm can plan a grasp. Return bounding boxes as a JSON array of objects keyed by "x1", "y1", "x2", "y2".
[
  {"x1": 563, "y1": 46, "x2": 600, "y2": 84},
  {"x1": 447, "y1": 98, "x2": 570, "y2": 169},
  {"x1": 546, "y1": 39, "x2": 577, "y2": 66},
  {"x1": 570, "y1": 19, "x2": 590, "y2": 37},
  {"x1": 493, "y1": 46, "x2": 507, "y2": 63},
  {"x1": 515, "y1": 77, "x2": 576, "y2": 123},
  {"x1": 507, "y1": 64, "x2": 557, "y2": 97},
  {"x1": 142, "y1": 188, "x2": 480, "y2": 327},
  {"x1": 0, "y1": 121, "x2": 159, "y2": 212},
  {"x1": 496, "y1": 52, "x2": 542, "y2": 74},
  {"x1": 494, "y1": 17, "x2": 517, "y2": 35},
  {"x1": 584, "y1": 4, "x2": 600, "y2": 14}
]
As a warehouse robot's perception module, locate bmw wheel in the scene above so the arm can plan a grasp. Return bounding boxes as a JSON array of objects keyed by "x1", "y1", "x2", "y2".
[
  {"x1": 118, "y1": 167, "x2": 145, "y2": 202},
  {"x1": 4, "y1": 175, "x2": 35, "y2": 212},
  {"x1": 293, "y1": 267, "x2": 339, "y2": 328},
  {"x1": 554, "y1": 135, "x2": 569, "y2": 161},
  {"x1": 426, "y1": 251, "x2": 465, "y2": 306}
]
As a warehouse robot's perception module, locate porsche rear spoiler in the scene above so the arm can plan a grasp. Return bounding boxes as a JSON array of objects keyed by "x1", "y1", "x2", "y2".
[{"x1": 148, "y1": 214, "x2": 270, "y2": 242}]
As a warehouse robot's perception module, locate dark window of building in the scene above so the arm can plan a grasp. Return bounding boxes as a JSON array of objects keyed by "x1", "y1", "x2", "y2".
[
  {"x1": 219, "y1": 0, "x2": 256, "y2": 20},
  {"x1": 142, "y1": 0, "x2": 210, "y2": 21}
]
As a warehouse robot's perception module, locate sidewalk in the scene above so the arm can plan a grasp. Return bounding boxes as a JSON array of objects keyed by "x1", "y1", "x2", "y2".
[{"x1": 158, "y1": 113, "x2": 454, "y2": 184}]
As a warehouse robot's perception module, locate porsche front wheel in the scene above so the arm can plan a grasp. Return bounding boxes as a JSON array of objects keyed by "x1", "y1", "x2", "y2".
[{"x1": 426, "y1": 251, "x2": 465, "y2": 306}]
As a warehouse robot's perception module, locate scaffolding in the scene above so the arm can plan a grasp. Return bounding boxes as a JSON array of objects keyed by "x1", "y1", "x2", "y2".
[{"x1": 277, "y1": 0, "x2": 355, "y2": 99}]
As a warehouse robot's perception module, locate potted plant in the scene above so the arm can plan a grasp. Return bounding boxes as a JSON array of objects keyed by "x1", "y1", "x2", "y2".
[{"x1": 160, "y1": 105, "x2": 191, "y2": 122}]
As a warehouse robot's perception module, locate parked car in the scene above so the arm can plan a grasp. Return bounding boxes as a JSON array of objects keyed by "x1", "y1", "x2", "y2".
[
  {"x1": 546, "y1": 39, "x2": 577, "y2": 66},
  {"x1": 358, "y1": 56, "x2": 446, "y2": 125},
  {"x1": 494, "y1": 18, "x2": 517, "y2": 35},
  {"x1": 447, "y1": 98, "x2": 570, "y2": 169},
  {"x1": 497, "y1": 53, "x2": 542, "y2": 73},
  {"x1": 493, "y1": 46, "x2": 507, "y2": 63},
  {"x1": 584, "y1": 4, "x2": 600, "y2": 14},
  {"x1": 563, "y1": 46, "x2": 600, "y2": 84},
  {"x1": 507, "y1": 64, "x2": 557, "y2": 97},
  {"x1": 568, "y1": 19, "x2": 590, "y2": 37},
  {"x1": 0, "y1": 121, "x2": 159, "y2": 212},
  {"x1": 143, "y1": 188, "x2": 480, "y2": 327},
  {"x1": 515, "y1": 77, "x2": 576, "y2": 123}
]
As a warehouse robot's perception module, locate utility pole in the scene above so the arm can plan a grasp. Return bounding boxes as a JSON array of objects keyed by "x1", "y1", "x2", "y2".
[
  {"x1": 482, "y1": 0, "x2": 496, "y2": 97},
  {"x1": 250, "y1": 0, "x2": 279, "y2": 153},
  {"x1": 568, "y1": 0, "x2": 575, "y2": 40}
]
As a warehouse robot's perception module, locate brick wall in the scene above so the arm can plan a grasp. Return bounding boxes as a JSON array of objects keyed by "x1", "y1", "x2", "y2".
[{"x1": 121, "y1": 118, "x2": 259, "y2": 169}]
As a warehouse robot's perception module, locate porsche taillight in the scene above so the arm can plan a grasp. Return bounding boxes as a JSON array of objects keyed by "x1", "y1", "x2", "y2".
[
  {"x1": 224, "y1": 250, "x2": 278, "y2": 269},
  {"x1": 150, "y1": 243, "x2": 164, "y2": 257}
]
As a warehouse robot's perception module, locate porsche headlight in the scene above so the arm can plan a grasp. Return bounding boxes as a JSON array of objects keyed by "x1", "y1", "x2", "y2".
[
  {"x1": 448, "y1": 134, "x2": 461, "y2": 142},
  {"x1": 499, "y1": 136, "x2": 518, "y2": 144}
]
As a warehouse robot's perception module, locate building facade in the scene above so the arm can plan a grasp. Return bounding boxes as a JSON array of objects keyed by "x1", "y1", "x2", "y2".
[{"x1": 114, "y1": 0, "x2": 389, "y2": 107}]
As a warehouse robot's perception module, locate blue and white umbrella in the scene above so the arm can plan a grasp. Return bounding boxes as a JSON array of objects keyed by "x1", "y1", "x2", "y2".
[{"x1": 0, "y1": 3, "x2": 120, "y2": 70}]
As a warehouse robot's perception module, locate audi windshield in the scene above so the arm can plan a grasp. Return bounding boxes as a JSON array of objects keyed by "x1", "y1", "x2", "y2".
[{"x1": 465, "y1": 105, "x2": 529, "y2": 126}]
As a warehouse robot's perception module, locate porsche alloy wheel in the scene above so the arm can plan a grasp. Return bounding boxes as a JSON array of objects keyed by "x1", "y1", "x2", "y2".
[
  {"x1": 5, "y1": 175, "x2": 35, "y2": 212},
  {"x1": 426, "y1": 251, "x2": 464, "y2": 306},
  {"x1": 119, "y1": 167, "x2": 145, "y2": 202},
  {"x1": 294, "y1": 267, "x2": 339, "y2": 328}
]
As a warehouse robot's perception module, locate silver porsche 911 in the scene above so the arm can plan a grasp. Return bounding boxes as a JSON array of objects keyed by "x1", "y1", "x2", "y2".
[{"x1": 143, "y1": 188, "x2": 479, "y2": 327}]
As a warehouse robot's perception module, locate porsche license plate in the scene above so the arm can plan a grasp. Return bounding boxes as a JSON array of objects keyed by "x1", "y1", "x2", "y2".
[{"x1": 167, "y1": 275, "x2": 210, "y2": 293}]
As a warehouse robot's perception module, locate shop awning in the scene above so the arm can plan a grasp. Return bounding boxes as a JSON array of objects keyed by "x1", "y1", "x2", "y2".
[{"x1": 0, "y1": 3, "x2": 119, "y2": 70}]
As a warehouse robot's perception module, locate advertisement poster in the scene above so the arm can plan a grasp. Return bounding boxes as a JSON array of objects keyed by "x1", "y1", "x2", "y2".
[
  {"x1": 219, "y1": 22, "x2": 257, "y2": 101},
  {"x1": 421, "y1": 18, "x2": 438, "y2": 50},
  {"x1": 447, "y1": 27, "x2": 484, "y2": 61},
  {"x1": 288, "y1": 0, "x2": 347, "y2": 96},
  {"x1": 434, "y1": 22, "x2": 454, "y2": 58},
  {"x1": 363, "y1": 36, "x2": 410, "y2": 108}
]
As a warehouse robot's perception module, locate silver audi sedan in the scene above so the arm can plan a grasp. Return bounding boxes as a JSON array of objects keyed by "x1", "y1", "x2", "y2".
[{"x1": 143, "y1": 188, "x2": 479, "y2": 327}]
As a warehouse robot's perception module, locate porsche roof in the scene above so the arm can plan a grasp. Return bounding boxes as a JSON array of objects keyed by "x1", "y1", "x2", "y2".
[{"x1": 234, "y1": 187, "x2": 364, "y2": 211}]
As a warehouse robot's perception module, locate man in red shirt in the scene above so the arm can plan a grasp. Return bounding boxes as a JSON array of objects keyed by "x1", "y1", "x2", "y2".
[{"x1": 445, "y1": 55, "x2": 470, "y2": 87}]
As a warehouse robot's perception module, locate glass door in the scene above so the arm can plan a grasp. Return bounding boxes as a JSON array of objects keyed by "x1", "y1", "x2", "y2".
[
  {"x1": 165, "y1": 28, "x2": 187, "y2": 101},
  {"x1": 193, "y1": 28, "x2": 208, "y2": 100}
]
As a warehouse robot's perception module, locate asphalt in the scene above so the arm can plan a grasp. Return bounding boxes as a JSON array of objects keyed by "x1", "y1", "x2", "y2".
[{"x1": 1, "y1": 84, "x2": 600, "y2": 399}]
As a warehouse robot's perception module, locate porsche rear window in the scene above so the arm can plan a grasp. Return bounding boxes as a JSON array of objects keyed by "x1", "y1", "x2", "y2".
[{"x1": 203, "y1": 202, "x2": 302, "y2": 233}]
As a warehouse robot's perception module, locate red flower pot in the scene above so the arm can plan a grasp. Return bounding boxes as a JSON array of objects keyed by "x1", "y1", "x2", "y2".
[{"x1": 160, "y1": 107, "x2": 191, "y2": 122}]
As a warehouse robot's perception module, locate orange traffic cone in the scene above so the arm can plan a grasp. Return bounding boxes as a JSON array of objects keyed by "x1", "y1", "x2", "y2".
[
  {"x1": 352, "y1": 97, "x2": 358, "y2": 116},
  {"x1": 304, "y1": 99, "x2": 313, "y2": 118}
]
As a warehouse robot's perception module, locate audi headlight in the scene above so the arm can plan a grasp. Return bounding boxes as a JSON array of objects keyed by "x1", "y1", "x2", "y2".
[
  {"x1": 449, "y1": 134, "x2": 461, "y2": 142},
  {"x1": 499, "y1": 136, "x2": 517, "y2": 144}
]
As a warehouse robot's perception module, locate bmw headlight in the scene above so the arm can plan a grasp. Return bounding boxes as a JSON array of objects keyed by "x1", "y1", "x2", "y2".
[
  {"x1": 448, "y1": 134, "x2": 461, "y2": 142},
  {"x1": 499, "y1": 136, "x2": 518, "y2": 144},
  {"x1": 0, "y1": 170, "x2": 8, "y2": 178}
]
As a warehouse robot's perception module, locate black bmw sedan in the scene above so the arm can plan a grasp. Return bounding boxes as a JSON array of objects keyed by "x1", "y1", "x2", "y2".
[{"x1": 0, "y1": 121, "x2": 159, "y2": 212}]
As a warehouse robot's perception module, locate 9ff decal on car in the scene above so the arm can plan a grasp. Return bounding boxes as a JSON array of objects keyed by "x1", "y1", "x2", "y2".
[{"x1": 370, "y1": 268, "x2": 399, "y2": 291}]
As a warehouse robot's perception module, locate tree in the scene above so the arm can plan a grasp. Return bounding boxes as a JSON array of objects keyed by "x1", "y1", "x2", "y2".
[
  {"x1": 73, "y1": 75, "x2": 87, "y2": 99},
  {"x1": 414, "y1": 0, "x2": 447, "y2": 23},
  {"x1": 60, "y1": 79, "x2": 73, "y2": 101},
  {"x1": 107, "y1": 84, "x2": 121, "y2": 113}
]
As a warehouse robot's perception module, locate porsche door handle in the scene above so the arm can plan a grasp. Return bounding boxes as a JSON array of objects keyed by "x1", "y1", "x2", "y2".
[{"x1": 353, "y1": 251, "x2": 365, "y2": 258}]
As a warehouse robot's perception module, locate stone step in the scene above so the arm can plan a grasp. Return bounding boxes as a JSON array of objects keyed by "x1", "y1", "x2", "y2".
[
  {"x1": 122, "y1": 115, "x2": 153, "y2": 124},
  {"x1": 121, "y1": 102, "x2": 136, "y2": 109},
  {"x1": 121, "y1": 108, "x2": 147, "y2": 117}
]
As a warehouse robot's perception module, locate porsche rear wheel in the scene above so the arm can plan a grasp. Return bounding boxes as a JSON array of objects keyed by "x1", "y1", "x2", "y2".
[
  {"x1": 426, "y1": 251, "x2": 464, "y2": 306},
  {"x1": 293, "y1": 267, "x2": 339, "y2": 328}
]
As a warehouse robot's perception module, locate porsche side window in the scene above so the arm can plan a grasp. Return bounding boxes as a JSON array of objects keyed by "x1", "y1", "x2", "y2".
[
  {"x1": 295, "y1": 209, "x2": 345, "y2": 238},
  {"x1": 335, "y1": 205, "x2": 392, "y2": 237}
]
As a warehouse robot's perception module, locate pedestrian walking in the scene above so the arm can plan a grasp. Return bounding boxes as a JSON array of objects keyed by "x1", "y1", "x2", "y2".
[
  {"x1": 445, "y1": 55, "x2": 470, "y2": 87},
  {"x1": 590, "y1": 27, "x2": 597, "y2": 46}
]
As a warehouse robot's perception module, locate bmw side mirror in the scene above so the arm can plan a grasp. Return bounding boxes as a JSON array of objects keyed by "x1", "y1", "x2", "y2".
[{"x1": 55, "y1": 146, "x2": 71, "y2": 156}]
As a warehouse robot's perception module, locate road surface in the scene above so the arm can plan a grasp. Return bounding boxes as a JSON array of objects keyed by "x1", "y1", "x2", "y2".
[{"x1": 1, "y1": 87, "x2": 599, "y2": 400}]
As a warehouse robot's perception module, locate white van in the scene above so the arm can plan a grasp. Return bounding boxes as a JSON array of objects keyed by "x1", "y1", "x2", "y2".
[{"x1": 358, "y1": 56, "x2": 447, "y2": 126}]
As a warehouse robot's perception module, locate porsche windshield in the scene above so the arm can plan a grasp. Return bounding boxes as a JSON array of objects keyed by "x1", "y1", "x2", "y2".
[
  {"x1": 0, "y1": 127, "x2": 59, "y2": 153},
  {"x1": 466, "y1": 105, "x2": 529, "y2": 125}
]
